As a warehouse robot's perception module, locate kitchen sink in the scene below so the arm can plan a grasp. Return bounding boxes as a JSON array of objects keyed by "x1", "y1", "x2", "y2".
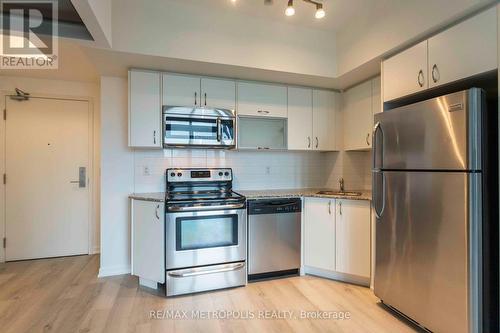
[{"x1": 316, "y1": 191, "x2": 362, "y2": 196}]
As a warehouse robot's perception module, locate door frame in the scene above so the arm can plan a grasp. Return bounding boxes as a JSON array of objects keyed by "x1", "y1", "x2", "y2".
[{"x1": 0, "y1": 90, "x2": 95, "y2": 262}]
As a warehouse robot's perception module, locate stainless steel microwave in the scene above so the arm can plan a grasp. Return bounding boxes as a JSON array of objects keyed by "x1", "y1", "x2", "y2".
[{"x1": 162, "y1": 106, "x2": 236, "y2": 149}]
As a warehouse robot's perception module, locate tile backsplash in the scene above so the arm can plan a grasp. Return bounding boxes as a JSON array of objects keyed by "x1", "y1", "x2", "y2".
[{"x1": 133, "y1": 149, "x2": 372, "y2": 193}]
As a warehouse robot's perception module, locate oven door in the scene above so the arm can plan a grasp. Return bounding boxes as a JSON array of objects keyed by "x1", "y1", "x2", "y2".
[
  {"x1": 165, "y1": 207, "x2": 246, "y2": 269},
  {"x1": 163, "y1": 115, "x2": 235, "y2": 148}
]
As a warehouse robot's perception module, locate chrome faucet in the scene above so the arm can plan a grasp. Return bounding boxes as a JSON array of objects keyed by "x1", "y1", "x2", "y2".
[{"x1": 339, "y1": 178, "x2": 345, "y2": 192}]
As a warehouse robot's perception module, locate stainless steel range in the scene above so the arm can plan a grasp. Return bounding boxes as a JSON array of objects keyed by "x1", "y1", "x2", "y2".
[{"x1": 164, "y1": 168, "x2": 247, "y2": 296}]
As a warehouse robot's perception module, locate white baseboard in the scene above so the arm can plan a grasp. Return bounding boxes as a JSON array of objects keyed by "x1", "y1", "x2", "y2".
[
  {"x1": 90, "y1": 246, "x2": 100, "y2": 255},
  {"x1": 98, "y1": 265, "x2": 131, "y2": 277}
]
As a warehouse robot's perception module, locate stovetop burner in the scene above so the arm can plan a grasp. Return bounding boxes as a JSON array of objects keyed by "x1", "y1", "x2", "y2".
[{"x1": 165, "y1": 168, "x2": 245, "y2": 210}]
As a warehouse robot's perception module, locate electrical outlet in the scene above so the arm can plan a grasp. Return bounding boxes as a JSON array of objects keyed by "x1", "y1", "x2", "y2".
[{"x1": 143, "y1": 166, "x2": 151, "y2": 176}]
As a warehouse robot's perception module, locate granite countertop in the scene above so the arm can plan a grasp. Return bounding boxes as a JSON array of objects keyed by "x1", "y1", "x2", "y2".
[
  {"x1": 129, "y1": 192, "x2": 166, "y2": 202},
  {"x1": 237, "y1": 189, "x2": 372, "y2": 201},
  {"x1": 129, "y1": 189, "x2": 371, "y2": 202}
]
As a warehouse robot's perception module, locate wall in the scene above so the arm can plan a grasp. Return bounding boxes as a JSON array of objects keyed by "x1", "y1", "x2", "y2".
[
  {"x1": 134, "y1": 150, "x2": 327, "y2": 193},
  {"x1": 0, "y1": 75, "x2": 100, "y2": 262},
  {"x1": 99, "y1": 76, "x2": 134, "y2": 277},
  {"x1": 336, "y1": 0, "x2": 495, "y2": 76},
  {"x1": 110, "y1": 0, "x2": 337, "y2": 78}
]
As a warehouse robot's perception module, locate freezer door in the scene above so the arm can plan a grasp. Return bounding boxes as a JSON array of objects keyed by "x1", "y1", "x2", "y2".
[
  {"x1": 373, "y1": 89, "x2": 482, "y2": 171},
  {"x1": 374, "y1": 171, "x2": 481, "y2": 333}
]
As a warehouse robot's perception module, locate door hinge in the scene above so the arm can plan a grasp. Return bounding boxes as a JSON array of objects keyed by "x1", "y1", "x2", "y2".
[
  {"x1": 2, "y1": 238, "x2": 5, "y2": 249},
  {"x1": 3, "y1": 173, "x2": 6, "y2": 185}
]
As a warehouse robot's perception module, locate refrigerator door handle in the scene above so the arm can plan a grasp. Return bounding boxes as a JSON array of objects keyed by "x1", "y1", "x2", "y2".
[
  {"x1": 372, "y1": 122, "x2": 383, "y2": 169},
  {"x1": 373, "y1": 171, "x2": 386, "y2": 219}
]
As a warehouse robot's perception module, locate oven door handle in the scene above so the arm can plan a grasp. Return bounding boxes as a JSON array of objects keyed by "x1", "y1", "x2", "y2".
[
  {"x1": 167, "y1": 203, "x2": 245, "y2": 212},
  {"x1": 168, "y1": 262, "x2": 245, "y2": 278}
]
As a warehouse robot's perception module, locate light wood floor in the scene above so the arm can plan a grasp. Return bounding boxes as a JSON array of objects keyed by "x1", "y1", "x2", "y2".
[{"x1": 0, "y1": 255, "x2": 422, "y2": 333}]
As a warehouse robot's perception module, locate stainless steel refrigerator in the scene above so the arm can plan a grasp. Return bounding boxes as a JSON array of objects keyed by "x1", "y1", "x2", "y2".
[{"x1": 372, "y1": 88, "x2": 498, "y2": 333}]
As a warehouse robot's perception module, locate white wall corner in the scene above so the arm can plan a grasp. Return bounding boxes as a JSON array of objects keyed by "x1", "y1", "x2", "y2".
[{"x1": 71, "y1": 0, "x2": 112, "y2": 48}]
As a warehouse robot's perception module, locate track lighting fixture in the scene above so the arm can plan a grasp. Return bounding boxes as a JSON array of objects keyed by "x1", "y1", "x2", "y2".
[{"x1": 285, "y1": 0, "x2": 295, "y2": 16}]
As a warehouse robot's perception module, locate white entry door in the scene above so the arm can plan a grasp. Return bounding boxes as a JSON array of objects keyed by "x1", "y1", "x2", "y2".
[{"x1": 5, "y1": 97, "x2": 90, "y2": 261}]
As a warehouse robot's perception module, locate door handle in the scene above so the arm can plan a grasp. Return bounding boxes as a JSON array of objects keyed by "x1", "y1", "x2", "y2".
[
  {"x1": 373, "y1": 172, "x2": 386, "y2": 219},
  {"x1": 70, "y1": 167, "x2": 86, "y2": 188},
  {"x1": 168, "y1": 262, "x2": 245, "y2": 278},
  {"x1": 257, "y1": 110, "x2": 270, "y2": 115},
  {"x1": 417, "y1": 69, "x2": 425, "y2": 87},
  {"x1": 153, "y1": 130, "x2": 156, "y2": 145},
  {"x1": 307, "y1": 136, "x2": 311, "y2": 148},
  {"x1": 328, "y1": 200, "x2": 332, "y2": 215},
  {"x1": 155, "y1": 204, "x2": 160, "y2": 220},
  {"x1": 366, "y1": 133, "x2": 370, "y2": 146},
  {"x1": 204, "y1": 93, "x2": 207, "y2": 106},
  {"x1": 216, "y1": 118, "x2": 222, "y2": 142},
  {"x1": 372, "y1": 122, "x2": 384, "y2": 169},
  {"x1": 194, "y1": 92, "x2": 197, "y2": 105},
  {"x1": 431, "y1": 64, "x2": 439, "y2": 83},
  {"x1": 339, "y1": 201, "x2": 342, "y2": 215},
  {"x1": 315, "y1": 137, "x2": 319, "y2": 148}
]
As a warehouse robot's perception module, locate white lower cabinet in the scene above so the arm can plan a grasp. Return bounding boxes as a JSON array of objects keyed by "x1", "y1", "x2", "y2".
[
  {"x1": 131, "y1": 199, "x2": 165, "y2": 287},
  {"x1": 304, "y1": 198, "x2": 336, "y2": 271},
  {"x1": 335, "y1": 200, "x2": 371, "y2": 278},
  {"x1": 304, "y1": 197, "x2": 371, "y2": 284}
]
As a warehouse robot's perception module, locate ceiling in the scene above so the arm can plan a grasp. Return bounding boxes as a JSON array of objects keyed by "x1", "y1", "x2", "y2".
[{"x1": 174, "y1": 0, "x2": 391, "y2": 31}]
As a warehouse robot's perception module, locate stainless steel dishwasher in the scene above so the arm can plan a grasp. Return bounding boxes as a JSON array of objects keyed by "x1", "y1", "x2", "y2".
[{"x1": 247, "y1": 198, "x2": 301, "y2": 280}]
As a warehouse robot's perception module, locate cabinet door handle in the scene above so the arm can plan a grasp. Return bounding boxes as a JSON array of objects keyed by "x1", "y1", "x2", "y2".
[
  {"x1": 155, "y1": 204, "x2": 160, "y2": 220},
  {"x1": 339, "y1": 201, "x2": 342, "y2": 215},
  {"x1": 153, "y1": 130, "x2": 156, "y2": 145},
  {"x1": 257, "y1": 110, "x2": 270, "y2": 114},
  {"x1": 366, "y1": 133, "x2": 370, "y2": 146},
  {"x1": 204, "y1": 93, "x2": 207, "y2": 106},
  {"x1": 431, "y1": 64, "x2": 439, "y2": 83},
  {"x1": 328, "y1": 201, "x2": 332, "y2": 215},
  {"x1": 315, "y1": 137, "x2": 319, "y2": 149},
  {"x1": 417, "y1": 69, "x2": 425, "y2": 87},
  {"x1": 307, "y1": 136, "x2": 311, "y2": 148},
  {"x1": 194, "y1": 92, "x2": 197, "y2": 105}
]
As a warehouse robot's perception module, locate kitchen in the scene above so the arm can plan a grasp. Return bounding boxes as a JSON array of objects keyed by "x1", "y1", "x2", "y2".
[{"x1": 0, "y1": 1, "x2": 499, "y2": 332}]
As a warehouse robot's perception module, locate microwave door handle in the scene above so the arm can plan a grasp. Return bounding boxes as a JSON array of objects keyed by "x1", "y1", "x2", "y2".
[{"x1": 216, "y1": 118, "x2": 222, "y2": 142}]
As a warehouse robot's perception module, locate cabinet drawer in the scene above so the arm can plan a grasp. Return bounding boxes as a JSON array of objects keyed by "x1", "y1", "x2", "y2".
[{"x1": 237, "y1": 82, "x2": 287, "y2": 118}]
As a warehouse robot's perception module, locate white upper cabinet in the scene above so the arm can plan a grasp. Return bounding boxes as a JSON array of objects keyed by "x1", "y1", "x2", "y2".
[
  {"x1": 313, "y1": 90, "x2": 338, "y2": 151},
  {"x1": 428, "y1": 7, "x2": 497, "y2": 88},
  {"x1": 335, "y1": 200, "x2": 371, "y2": 278},
  {"x1": 200, "y1": 78, "x2": 236, "y2": 110},
  {"x1": 129, "y1": 70, "x2": 162, "y2": 148},
  {"x1": 287, "y1": 87, "x2": 313, "y2": 150},
  {"x1": 162, "y1": 73, "x2": 200, "y2": 107},
  {"x1": 131, "y1": 199, "x2": 165, "y2": 285},
  {"x1": 237, "y1": 82, "x2": 287, "y2": 118},
  {"x1": 382, "y1": 40, "x2": 428, "y2": 102},
  {"x1": 304, "y1": 197, "x2": 336, "y2": 271},
  {"x1": 382, "y1": 8, "x2": 497, "y2": 102},
  {"x1": 343, "y1": 80, "x2": 373, "y2": 151}
]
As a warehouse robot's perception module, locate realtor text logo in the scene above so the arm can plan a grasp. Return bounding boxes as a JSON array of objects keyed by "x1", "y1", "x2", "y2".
[{"x1": 1, "y1": 0, "x2": 58, "y2": 69}]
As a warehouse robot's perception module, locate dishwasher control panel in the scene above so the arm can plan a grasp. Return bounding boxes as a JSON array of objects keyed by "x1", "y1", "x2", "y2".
[{"x1": 248, "y1": 198, "x2": 302, "y2": 215}]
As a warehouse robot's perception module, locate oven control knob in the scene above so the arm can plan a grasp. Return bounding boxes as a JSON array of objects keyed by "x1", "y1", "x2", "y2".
[
  {"x1": 170, "y1": 172, "x2": 175, "y2": 177},
  {"x1": 218, "y1": 172, "x2": 223, "y2": 176},
  {"x1": 177, "y1": 172, "x2": 182, "y2": 177},
  {"x1": 224, "y1": 172, "x2": 229, "y2": 176}
]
